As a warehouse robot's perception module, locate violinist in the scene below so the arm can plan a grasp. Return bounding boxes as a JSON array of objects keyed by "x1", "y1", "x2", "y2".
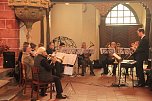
[
  {"x1": 30, "y1": 42, "x2": 37, "y2": 57},
  {"x1": 101, "y1": 42, "x2": 118, "y2": 76},
  {"x1": 22, "y1": 43, "x2": 34, "y2": 79},
  {"x1": 79, "y1": 42, "x2": 95, "y2": 76}
]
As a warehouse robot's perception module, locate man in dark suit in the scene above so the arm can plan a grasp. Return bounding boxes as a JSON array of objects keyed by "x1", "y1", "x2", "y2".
[
  {"x1": 34, "y1": 47, "x2": 67, "y2": 99},
  {"x1": 46, "y1": 42, "x2": 55, "y2": 54},
  {"x1": 134, "y1": 28, "x2": 149, "y2": 87},
  {"x1": 46, "y1": 42, "x2": 64, "y2": 78}
]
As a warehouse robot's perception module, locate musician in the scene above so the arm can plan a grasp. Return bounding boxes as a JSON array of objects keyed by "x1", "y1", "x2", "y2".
[
  {"x1": 133, "y1": 28, "x2": 149, "y2": 87},
  {"x1": 79, "y1": 42, "x2": 95, "y2": 76},
  {"x1": 130, "y1": 41, "x2": 139, "y2": 52},
  {"x1": 22, "y1": 44, "x2": 34, "y2": 79},
  {"x1": 58, "y1": 42, "x2": 65, "y2": 52},
  {"x1": 30, "y1": 42, "x2": 37, "y2": 57},
  {"x1": 38, "y1": 43, "x2": 44, "y2": 47},
  {"x1": 101, "y1": 42, "x2": 118, "y2": 76},
  {"x1": 46, "y1": 42, "x2": 64, "y2": 78},
  {"x1": 18, "y1": 42, "x2": 29, "y2": 62},
  {"x1": 34, "y1": 47, "x2": 67, "y2": 99},
  {"x1": 46, "y1": 42, "x2": 55, "y2": 54}
]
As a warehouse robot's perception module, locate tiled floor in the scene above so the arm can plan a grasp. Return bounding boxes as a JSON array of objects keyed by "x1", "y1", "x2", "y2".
[{"x1": 16, "y1": 69, "x2": 152, "y2": 101}]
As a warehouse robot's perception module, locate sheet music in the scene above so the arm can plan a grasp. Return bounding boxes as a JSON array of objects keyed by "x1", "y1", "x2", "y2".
[
  {"x1": 62, "y1": 54, "x2": 77, "y2": 65},
  {"x1": 64, "y1": 66, "x2": 73, "y2": 75},
  {"x1": 61, "y1": 48, "x2": 94, "y2": 54},
  {"x1": 100, "y1": 48, "x2": 115, "y2": 54},
  {"x1": 118, "y1": 48, "x2": 131, "y2": 54},
  {"x1": 53, "y1": 52, "x2": 65, "y2": 60},
  {"x1": 83, "y1": 49, "x2": 94, "y2": 54}
]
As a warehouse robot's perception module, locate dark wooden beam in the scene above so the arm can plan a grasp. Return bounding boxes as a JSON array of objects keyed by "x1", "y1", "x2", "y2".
[
  {"x1": 40, "y1": 17, "x2": 44, "y2": 44},
  {"x1": 46, "y1": 8, "x2": 50, "y2": 49},
  {"x1": 52, "y1": 0, "x2": 138, "y2": 2}
]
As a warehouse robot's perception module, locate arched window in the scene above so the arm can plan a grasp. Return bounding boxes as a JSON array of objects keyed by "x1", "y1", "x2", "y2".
[{"x1": 106, "y1": 4, "x2": 139, "y2": 25}]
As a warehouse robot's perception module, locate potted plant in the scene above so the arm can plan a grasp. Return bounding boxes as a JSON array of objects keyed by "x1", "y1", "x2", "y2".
[{"x1": 0, "y1": 41, "x2": 9, "y2": 56}]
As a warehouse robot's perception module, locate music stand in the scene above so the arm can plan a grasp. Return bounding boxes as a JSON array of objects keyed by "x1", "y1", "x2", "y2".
[
  {"x1": 100, "y1": 48, "x2": 115, "y2": 54},
  {"x1": 112, "y1": 48, "x2": 132, "y2": 87},
  {"x1": 63, "y1": 54, "x2": 77, "y2": 95},
  {"x1": 118, "y1": 48, "x2": 131, "y2": 59}
]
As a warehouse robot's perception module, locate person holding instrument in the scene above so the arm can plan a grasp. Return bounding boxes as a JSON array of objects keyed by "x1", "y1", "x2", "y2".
[
  {"x1": 22, "y1": 43, "x2": 34, "y2": 79},
  {"x1": 101, "y1": 42, "x2": 118, "y2": 76},
  {"x1": 79, "y1": 42, "x2": 95, "y2": 76},
  {"x1": 46, "y1": 42, "x2": 64, "y2": 78},
  {"x1": 34, "y1": 47, "x2": 67, "y2": 99},
  {"x1": 133, "y1": 28, "x2": 149, "y2": 87}
]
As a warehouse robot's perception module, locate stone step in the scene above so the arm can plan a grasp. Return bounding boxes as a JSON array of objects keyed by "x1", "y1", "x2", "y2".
[
  {"x1": 0, "y1": 86, "x2": 23, "y2": 101},
  {"x1": 2, "y1": 77, "x2": 17, "y2": 86},
  {"x1": 0, "y1": 68, "x2": 14, "y2": 79},
  {"x1": 0, "y1": 80, "x2": 9, "y2": 90}
]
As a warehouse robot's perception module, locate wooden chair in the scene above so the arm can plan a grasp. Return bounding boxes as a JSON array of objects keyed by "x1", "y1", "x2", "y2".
[
  {"x1": 19, "y1": 63, "x2": 30, "y2": 94},
  {"x1": 31, "y1": 67, "x2": 52, "y2": 100}
]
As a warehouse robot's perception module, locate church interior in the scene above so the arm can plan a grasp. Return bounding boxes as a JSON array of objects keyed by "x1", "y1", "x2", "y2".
[{"x1": 0, "y1": 0, "x2": 152, "y2": 101}]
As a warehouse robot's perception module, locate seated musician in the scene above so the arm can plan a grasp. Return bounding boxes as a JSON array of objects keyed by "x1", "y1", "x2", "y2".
[
  {"x1": 38, "y1": 43, "x2": 44, "y2": 48},
  {"x1": 22, "y1": 43, "x2": 34, "y2": 79},
  {"x1": 34, "y1": 47, "x2": 67, "y2": 99},
  {"x1": 79, "y1": 42, "x2": 95, "y2": 76},
  {"x1": 46, "y1": 42, "x2": 55, "y2": 54},
  {"x1": 101, "y1": 42, "x2": 118, "y2": 76},
  {"x1": 58, "y1": 42, "x2": 65, "y2": 52},
  {"x1": 130, "y1": 41, "x2": 139, "y2": 52},
  {"x1": 18, "y1": 42, "x2": 29, "y2": 63},
  {"x1": 30, "y1": 42, "x2": 37, "y2": 57},
  {"x1": 46, "y1": 42, "x2": 64, "y2": 78}
]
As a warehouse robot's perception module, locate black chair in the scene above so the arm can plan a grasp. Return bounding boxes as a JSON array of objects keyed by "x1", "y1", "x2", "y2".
[{"x1": 31, "y1": 67, "x2": 53, "y2": 100}]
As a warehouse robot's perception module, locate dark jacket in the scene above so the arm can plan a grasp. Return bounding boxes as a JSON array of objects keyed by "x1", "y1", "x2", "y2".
[
  {"x1": 46, "y1": 48, "x2": 55, "y2": 54},
  {"x1": 134, "y1": 36, "x2": 149, "y2": 61},
  {"x1": 34, "y1": 54, "x2": 54, "y2": 82}
]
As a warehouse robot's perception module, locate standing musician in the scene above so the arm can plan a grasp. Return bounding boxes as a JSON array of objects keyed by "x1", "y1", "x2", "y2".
[
  {"x1": 101, "y1": 42, "x2": 118, "y2": 76},
  {"x1": 79, "y1": 42, "x2": 95, "y2": 76},
  {"x1": 46, "y1": 42, "x2": 64, "y2": 78},
  {"x1": 133, "y1": 28, "x2": 149, "y2": 87}
]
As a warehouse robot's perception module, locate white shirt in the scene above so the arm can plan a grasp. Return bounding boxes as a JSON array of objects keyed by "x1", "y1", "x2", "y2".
[{"x1": 141, "y1": 35, "x2": 145, "y2": 39}]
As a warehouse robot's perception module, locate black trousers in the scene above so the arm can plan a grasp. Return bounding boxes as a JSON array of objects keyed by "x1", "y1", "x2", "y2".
[
  {"x1": 81, "y1": 59, "x2": 94, "y2": 75},
  {"x1": 136, "y1": 59, "x2": 145, "y2": 84},
  {"x1": 41, "y1": 75, "x2": 63, "y2": 95},
  {"x1": 52, "y1": 62, "x2": 64, "y2": 78},
  {"x1": 102, "y1": 59, "x2": 117, "y2": 75}
]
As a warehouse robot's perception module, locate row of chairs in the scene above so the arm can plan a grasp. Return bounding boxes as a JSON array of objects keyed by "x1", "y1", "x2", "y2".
[{"x1": 18, "y1": 62, "x2": 53, "y2": 100}]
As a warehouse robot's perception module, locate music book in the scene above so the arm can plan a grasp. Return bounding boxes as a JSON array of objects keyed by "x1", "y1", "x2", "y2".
[
  {"x1": 64, "y1": 66, "x2": 73, "y2": 75},
  {"x1": 62, "y1": 54, "x2": 77, "y2": 65},
  {"x1": 100, "y1": 48, "x2": 115, "y2": 54}
]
